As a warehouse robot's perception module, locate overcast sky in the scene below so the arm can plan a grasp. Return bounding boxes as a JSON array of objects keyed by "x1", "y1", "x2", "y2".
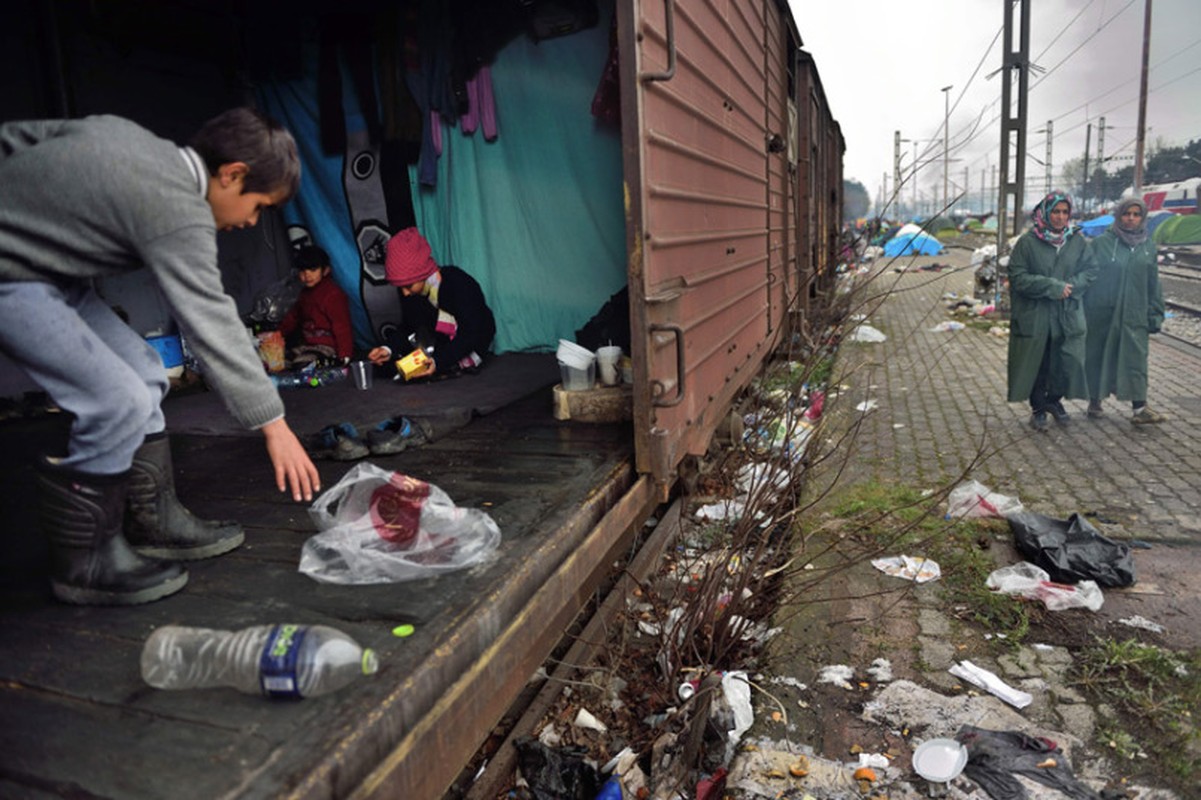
[{"x1": 788, "y1": 0, "x2": 1201, "y2": 215}]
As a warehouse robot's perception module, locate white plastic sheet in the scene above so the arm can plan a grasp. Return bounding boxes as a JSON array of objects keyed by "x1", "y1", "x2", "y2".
[{"x1": 299, "y1": 463, "x2": 501, "y2": 584}]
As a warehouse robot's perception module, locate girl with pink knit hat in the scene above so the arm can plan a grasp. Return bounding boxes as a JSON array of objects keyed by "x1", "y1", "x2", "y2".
[{"x1": 366, "y1": 227, "x2": 495, "y2": 379}]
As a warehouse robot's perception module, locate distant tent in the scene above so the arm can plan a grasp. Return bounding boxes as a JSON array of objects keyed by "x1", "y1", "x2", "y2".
[
  {"x1": 872, "y1": 225, "x2": 903, "y2": 245},
  {"x1": 1146, "y1": 210, "x2": 1173, "y2": 237},
  {"x1": 883, "y1": 223, "x2": 945, "y2": 256},
  {"x1": 1154, "y1": 214, "x2": 1201, "y2": 245},
  {"x1": 1079, "y1": 215, "x2": 1113, "y2": 238},
  {"x1": 923, "y1": 216, "x2": 957, "y2": 237},
  {"x1": 980, "y1": 216, "x2": 998, "y2": 231}
]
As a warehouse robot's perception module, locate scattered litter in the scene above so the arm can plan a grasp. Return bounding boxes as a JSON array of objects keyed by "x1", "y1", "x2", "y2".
[
  {"x1": 855, "y1": 399, "x2": 878, "y2": 412},
  {"x1": 694, "y1": 499, "x2": 745, "y2": 522},
  {"x1": 871, "y1": 555, "x2": 941, "y2": 583},
  {"x1": 767, "y1": 675, "x2": 808, "y2": 691},
  {"x1": 945, "y1": 480, "x2": 1024, "y2": 519},
  {"x1": 720, "y1": 672, "x2": 754, "y2": 765},
  {"x1": 948, "y1": 660, "x2": 1032, "y2": 708},
  {"x1": 573, "y1": 707, "x2": 608, "y2": 733},
  {"x1": 957, "y1": 725, "x2": 1098, "y2": 799},
  {"x1": 1008, "y1": 509, "x2": 1135, "y2": 587},
  {"x1": 1118, "y1": 615, "x2": 1166, "y2": 634},
  {"x1": 929, "y1": 320, "x2": 965, "y2": 332},
  {"x1": 911, "y1": 737, "x2": 968, "y2": 782},
  {"x1": 817, "y1": 664, "x2": 855, "y2": 690},
  {"x1": 848, "y1": 324, "x2": 886, "y2": 343},
  {"x1": 514, "y1": 736, "x2": 599, "y2": 800},
  {"x1": 865, "y1": 658, "x2": 893, "y2": 682},
  {"x1": 986, "y1": 562, "x2": 1103, "y2": 611},
  {"x1": 856, "y1": 753, "x2": 889, "y2": 769}
]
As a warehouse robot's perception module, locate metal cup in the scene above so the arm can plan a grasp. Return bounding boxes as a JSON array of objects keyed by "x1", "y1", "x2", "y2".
[{"x1": 351, "y1": 360, "x2": 373, "y2": 390}]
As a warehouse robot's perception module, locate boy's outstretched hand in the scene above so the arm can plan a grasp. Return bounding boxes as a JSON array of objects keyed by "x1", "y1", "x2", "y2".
[{"x1": 260, "y1": 418, "x2": 321, "y2": 502}]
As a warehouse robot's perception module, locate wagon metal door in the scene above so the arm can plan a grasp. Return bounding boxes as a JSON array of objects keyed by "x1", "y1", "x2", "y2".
[{"x1": 619, "y1": 0, "x2": 777, "y2": 489}]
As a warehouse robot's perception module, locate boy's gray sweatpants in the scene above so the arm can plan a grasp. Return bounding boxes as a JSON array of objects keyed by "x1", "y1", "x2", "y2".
[{"x1": 0, "y1": 281, "x2": 167, "y2": 475}]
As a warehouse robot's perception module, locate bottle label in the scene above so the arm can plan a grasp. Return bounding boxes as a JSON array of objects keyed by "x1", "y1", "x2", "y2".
[{"x1": 259, "y1": 624, "x2": 308, "y2": 698}]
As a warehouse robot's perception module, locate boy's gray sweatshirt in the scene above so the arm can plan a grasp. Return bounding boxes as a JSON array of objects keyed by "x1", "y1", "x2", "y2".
[{"x1": 0, "y1": 115, "x2": 284, "y2": 430}]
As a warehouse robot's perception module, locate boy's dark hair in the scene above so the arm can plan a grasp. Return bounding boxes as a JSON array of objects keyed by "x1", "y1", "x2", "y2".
[
  {"x1": 293, "y1": 244, "x2": 331, "y2": 272},
  {"x1": 190, "y1": 108, "x2": 301, "y2": 201}
]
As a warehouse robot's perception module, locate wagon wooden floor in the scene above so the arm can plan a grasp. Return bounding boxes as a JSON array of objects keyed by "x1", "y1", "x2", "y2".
[{"x1": 0, "y1": 353, "x2": 637, "y2": 799}]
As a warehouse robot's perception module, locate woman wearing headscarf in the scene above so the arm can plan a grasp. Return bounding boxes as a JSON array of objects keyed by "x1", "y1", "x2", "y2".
[
  {"x1": 366, "y1": 227, "x2": 496, "y2": 379},
  {"x1": 1006, "y1": 191, "x2": 1097, "y2": 432},
  {"x1": 1083, "y1": 198, "x2": 1166, "y2": 424}
]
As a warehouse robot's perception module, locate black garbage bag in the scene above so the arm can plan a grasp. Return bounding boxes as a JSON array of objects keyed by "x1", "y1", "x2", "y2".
[
  {"x1": 956, "y1": 726, "x2": 1100, "y2": 800},
  {"x1": 513, "y1": 736, "x2": 600, "y2": 800},
  {"x1": 1007, "y1": 510, "x2": 1135, "y2": 588}
]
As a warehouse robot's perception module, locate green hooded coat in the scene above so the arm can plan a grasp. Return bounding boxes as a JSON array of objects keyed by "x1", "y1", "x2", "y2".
[
  {"x1": 1006, "y1": 231, "x2": 1096, "y2": 402},
  {"x1": 1083, "y1": 231, "x2": 1163, "y2": 402}
]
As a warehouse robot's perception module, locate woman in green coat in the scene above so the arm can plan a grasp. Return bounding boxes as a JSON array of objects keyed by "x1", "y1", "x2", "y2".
[
  {"x1": 1083, "y1": 197, "x2": 1166, "y2": 424},
  {"x1": 1007, "y1": 191, "x2": 1096, "y2": 432}
]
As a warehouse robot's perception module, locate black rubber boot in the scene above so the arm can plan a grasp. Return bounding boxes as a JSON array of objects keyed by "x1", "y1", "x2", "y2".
[
  {"x1": 125, "y1": 432, "x2": 245, "y2": 560},
  {"x1": 37, "y1": 461, "x2": 188, "y2": 605}
]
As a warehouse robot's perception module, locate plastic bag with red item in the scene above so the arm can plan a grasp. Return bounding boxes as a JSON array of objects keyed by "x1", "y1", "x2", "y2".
[
  {"x1": 299, "y1": 463, "x2": 501, "y2": 584},
  {"x1": 945, "y1": 480, "x2": 1025, "y2": 519}
]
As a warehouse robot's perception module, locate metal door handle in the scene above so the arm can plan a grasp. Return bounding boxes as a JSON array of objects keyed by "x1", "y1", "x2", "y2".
[
  {"x1": 649, "y1": 323, "x2": 685, "y2": 407},
  {"x1": 641, "y1": 0, "x2": 676, "y2": 82}
]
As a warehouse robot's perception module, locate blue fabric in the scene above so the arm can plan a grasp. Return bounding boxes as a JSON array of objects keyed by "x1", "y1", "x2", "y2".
[
  {"x1": 259, "y1": 11, "x2": 625, "y2": 355},
  {"x1": 1079, "y1": 215, "x2": 1114, "y2": 238},
  {"x1": 884, "y1": 232, "x2": 944, "y2": 256},
  {"x1": 258, "y1": 75, "x2": 372, "y2": 348},
  {"x1": 409, "y1": 20, "x2": 625, "y2": 353}
]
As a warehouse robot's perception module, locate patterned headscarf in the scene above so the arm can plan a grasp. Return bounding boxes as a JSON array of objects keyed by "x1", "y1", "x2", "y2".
[
  {"x1": 1030, "y1": 190, "x2": 1075, "y2": 247},
  {"x1": 1110, "y1": 197, "x2": 1149, "y2": 248}
]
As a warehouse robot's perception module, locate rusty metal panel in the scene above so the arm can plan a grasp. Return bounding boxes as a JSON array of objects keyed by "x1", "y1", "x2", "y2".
[
  {"x1": 623, "y1": 0, "x2": 776, "y2": 486},
  {"x1": 764, "y1": 6, "x2": 791, "y2": 338}
]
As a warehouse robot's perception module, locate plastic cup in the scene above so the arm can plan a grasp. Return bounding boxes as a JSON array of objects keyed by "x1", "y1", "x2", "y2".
[
  {"x1": 350, "y1": 360, "x2": 373, "y2": 390},
  {"x1": 596, "y1": 346, "x2": 622, "y2": 386}
]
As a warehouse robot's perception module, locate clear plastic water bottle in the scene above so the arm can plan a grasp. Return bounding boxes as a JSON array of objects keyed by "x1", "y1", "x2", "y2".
[{"x1": 140, "y1": 624, "x2": 379, "y2": 698}]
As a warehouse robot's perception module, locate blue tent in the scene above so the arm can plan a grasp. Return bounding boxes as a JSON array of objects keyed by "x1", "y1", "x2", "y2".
[
  {"x1": 883, "y1": 230, "x2": 944, "y2": 256},
  {"x1": 1079, "y1": 215, "x2": 1113, "y2": 238},
  {"x1": 1146, "y1": 210, "x2": 1174, "y2": 237}
]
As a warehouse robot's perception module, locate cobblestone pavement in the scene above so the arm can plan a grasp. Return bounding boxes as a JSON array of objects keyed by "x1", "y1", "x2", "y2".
[
  {"x1": 732, "y1": 248, "x2": 1199, "y2": 799},
  {"x1": 841, "y1": 249, "x2": 1201, "y2": 649}
]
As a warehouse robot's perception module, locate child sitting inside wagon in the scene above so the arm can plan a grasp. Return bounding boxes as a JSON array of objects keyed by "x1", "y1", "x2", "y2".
[
  {"x1": 366, "y1": 228, "x2": 495, "y2": 380},
  {"x1": 279, "y1": 244, "x2": 354, "y2": 367}
]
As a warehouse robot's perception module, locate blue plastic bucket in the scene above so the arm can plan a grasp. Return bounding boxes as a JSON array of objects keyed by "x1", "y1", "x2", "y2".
[{"x1": 147, "y1": 334, "x2": 184, "y2": 368}]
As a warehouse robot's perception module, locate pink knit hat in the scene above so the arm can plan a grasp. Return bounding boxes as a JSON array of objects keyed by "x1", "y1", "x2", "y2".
[{"x1": 385, "y1": 228, "x2": 438, "y2": 286}]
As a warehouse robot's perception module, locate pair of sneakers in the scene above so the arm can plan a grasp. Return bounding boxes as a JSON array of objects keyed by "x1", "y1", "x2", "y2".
[
  {"x1": 1088, "y1": 402, "x2": 1168, "y2": 424},
  {"x1": 366, "y1": 416, "x2": 429, "y2": 454},
  {"x1": 308, "y1": 417, "x2": 428, "y2": 461},
  {"x1": 1030, "y1": 401, "x2": 1070, "y2": 432},
  {"x1": 1131, "y1": 406, "x2": 1168, "y2": 425},
  {"x1": 308, "y1": 423, "x2": 369, "y2": 461}
]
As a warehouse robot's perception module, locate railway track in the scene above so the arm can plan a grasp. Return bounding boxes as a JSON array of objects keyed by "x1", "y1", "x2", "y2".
[{"x1": 1161, "y1": 299, "x2": 1201, "y2": 356}]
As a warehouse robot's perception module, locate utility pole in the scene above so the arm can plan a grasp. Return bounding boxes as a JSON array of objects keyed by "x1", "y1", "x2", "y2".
[
  {"x1": 1097, "y1": 116, "x2": 1107, "y2": 209},
  {"x1": 941, "y1": 85, "x2": 953, "y2": 212},
  {"x1": 963, "y1": 166, "x2": 969, "y2": 212},
  {"x1": 1082, "y1": 123, "x2": 1091, "y2": 211},
  {"x1": 991, "y1": 165, "x2": 997, "y2": 214},
  {"x1": 996, "y1": 0, "x2": 1031, "y2": 316},
  {"x1": 1044, "y1": 120, "x2": 1053, "y2": 194},
  {"x1": 894, "y1": 130, "x2": 903, "y2": 202},
  {"x1": 1134, "y1": 0, "x2": 1152, "y2": 192},
  {"x1": 912, "y1": 141, "x2": 919, "y2": 214}
]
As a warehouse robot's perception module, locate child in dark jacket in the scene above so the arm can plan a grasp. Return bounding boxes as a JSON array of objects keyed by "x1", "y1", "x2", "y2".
[
  {"x1": 279, "y1": 244, "x2": 355, "y2": 365},
  {"x1": 366, "y1": 228, "x2": 495, "y2": 379}
]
